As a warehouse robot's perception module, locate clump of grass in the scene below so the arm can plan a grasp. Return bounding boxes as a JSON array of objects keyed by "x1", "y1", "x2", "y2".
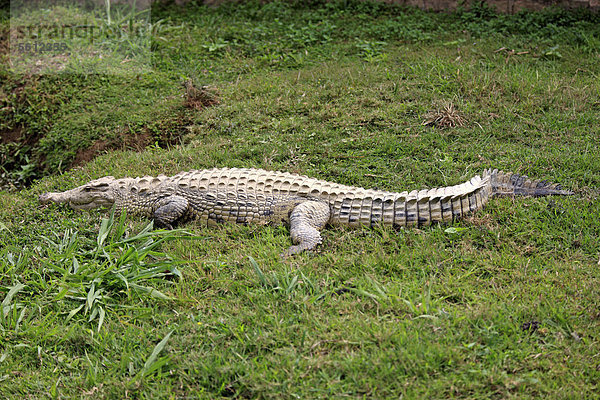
[
  {"x1": 183, "y1": 79, "x2": 220, "y2": 111},
  {"x1": 1, "y1": 208, "x2": 189, "y2": 333},
  {"x1": 422, "y1": 102, "x2": 466, "y2": 128}
]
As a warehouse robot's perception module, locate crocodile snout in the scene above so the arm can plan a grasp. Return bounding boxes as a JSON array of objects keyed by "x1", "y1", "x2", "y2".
[{"x1": 39, "y1": 192, "x2": 60, "y2": 204}]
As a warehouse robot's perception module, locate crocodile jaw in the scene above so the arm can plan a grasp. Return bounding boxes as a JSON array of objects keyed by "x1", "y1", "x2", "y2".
[{"x1": 39, "y1": 176, "x2": 117, "y2": 210}]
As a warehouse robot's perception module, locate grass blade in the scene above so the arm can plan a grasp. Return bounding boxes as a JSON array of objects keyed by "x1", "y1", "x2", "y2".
[
  {"x1": 1, "y1": 283, "x2": 26, "y2": 315},
  {"x1": 129, "y1": 283, "x2": 172, "y2": 300},
  {"x1": 140, "y1": 330, "x2": 173, "y2": 376},
  {"x1": 97, "y1": 306, "x2": 105, "y2": 333},
  {"x1": 249, "y1": 257, "x2": 268, "y2": 286},
  {"x1": 65, "y1": 304, "x2": 84, "y2": 322}
]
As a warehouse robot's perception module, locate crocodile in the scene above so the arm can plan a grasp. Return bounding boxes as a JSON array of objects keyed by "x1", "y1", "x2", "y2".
[{"x1": 39, "y1": 168, "x2": 573, "y2": 255}]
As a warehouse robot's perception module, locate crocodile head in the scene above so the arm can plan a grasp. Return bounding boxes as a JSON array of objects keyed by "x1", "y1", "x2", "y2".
[{"x1": 39, "y1": 176, "x2": 117, "y2": 210}]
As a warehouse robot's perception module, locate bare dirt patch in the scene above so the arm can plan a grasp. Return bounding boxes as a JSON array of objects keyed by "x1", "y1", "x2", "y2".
[
  {"x1": 1, "y1": 125, "x2": 24, "y2": 144},
  {"x1": 70, "y1": 129, "x2": 153, "y2": 167}
]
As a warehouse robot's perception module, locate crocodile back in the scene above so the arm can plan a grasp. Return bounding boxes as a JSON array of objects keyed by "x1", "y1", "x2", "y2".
[{"x1": 167, "y1": 168, "x2": 492, "y2": 228}]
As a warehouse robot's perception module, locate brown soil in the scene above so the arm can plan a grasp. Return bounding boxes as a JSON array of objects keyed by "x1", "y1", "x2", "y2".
[
  {"x1": 70, "y1": 129, "x2": 153, "y2": 167},
  {"x1": 70, "y1": 139, "x2": 111, "y2": 167},
  {"x1": 1, "y1": 126, "x2": 24, "y2": 144}
]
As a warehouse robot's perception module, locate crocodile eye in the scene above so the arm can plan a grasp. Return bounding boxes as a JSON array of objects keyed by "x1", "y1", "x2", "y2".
[{"x1": 83, "y1": 187, "x2": 92, "y2": 192}]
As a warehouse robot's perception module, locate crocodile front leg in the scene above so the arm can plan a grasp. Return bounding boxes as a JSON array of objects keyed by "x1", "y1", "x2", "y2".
[
  {"x1": 284, "y1": 201, "x2": 331, "y2": 256},
  {"x1": 153, "y1": 195, "x2": 189, "y2": 229}
]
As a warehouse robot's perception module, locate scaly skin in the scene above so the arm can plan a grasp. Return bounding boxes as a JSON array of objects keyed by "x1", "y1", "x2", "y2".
[{"x1": 39, "y1": 168, "x2": 573, "y2": 255}]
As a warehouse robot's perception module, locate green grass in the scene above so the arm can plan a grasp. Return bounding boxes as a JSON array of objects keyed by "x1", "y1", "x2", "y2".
[{"x1": 1, "y1": 1, "x2": 599, "y2": 398}]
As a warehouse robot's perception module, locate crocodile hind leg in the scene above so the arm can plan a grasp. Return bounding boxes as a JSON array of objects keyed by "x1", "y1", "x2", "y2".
[
  {"x1": 153, "y1": 195, "x2": 189, "y2": 229},
  {"x1": 284, "y1": 201, "x2": 331, "y2": 256}
]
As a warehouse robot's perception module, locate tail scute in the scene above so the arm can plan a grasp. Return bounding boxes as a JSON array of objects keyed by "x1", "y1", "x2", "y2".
[{"x1": 484, "y1": 169, "x2": 573, "y2": 197}]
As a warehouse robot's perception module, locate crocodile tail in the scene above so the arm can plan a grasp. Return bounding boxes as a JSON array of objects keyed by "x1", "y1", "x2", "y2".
[
  {"x1": 400, "y1": 173, "x2": 493, "y2": 226},
  {"x1": 484, "y1": 169, "x2": 574, "y2": 197}
]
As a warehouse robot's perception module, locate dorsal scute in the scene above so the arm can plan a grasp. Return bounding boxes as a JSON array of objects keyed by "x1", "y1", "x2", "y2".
[
  {"x1": 115, "y1": 178, "x2": 129, "y2": 190},
  {"x1": 132, "y1": 175, "x2": 165, "y2": 192},
  {"x1": 157, "y1": 168, "x2": 323, "y2": 196}
]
